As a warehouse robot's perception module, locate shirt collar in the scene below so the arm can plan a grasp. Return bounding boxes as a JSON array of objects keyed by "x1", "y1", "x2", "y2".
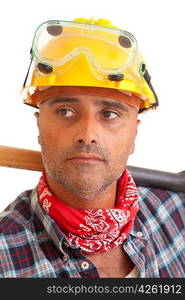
[{"x1": 30, "y1": 186, "x2": 68, "y2": 253}]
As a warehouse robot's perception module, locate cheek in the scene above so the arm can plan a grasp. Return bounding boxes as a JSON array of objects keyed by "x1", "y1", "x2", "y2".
[
  {"x1": 39, "y1": 122, "x2": 76, "y2": 159},
  {"x1": 38, "y1": 115, "x2": 63, "y2": 149},
  {"x1": 113, "y1": 137, "x2": 131, "y2": 155},
  {"x1": 106, "y1": 126, "x2": 136, "y2": 159},
  {"x1": 39, "y1": 123, "x2": 58, "y2": 144}
]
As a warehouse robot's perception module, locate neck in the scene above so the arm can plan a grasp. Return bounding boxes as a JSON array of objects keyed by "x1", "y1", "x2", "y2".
[{"x1": 46, "y1": 174, "x2": 117, "y2": 209}]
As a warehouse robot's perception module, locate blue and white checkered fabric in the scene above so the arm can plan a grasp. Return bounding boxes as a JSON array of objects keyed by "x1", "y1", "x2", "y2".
[{"x1": 0, "y1": 184, "x2": 184, "y2": 277}]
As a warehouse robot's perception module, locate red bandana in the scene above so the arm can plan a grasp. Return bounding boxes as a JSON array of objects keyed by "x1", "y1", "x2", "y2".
[{"x1": 38, "y1": 169, "x2": 139, "y2": 255}]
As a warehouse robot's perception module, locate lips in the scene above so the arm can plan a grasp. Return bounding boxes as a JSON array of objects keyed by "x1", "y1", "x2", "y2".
[{"x1": 67, "y1": 153, "x2": 104, "y2": 161}]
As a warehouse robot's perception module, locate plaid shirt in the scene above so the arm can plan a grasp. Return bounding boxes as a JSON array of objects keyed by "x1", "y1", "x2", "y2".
[{"x1": 0, "y1": 185, "x2": 184, "y2": 278}]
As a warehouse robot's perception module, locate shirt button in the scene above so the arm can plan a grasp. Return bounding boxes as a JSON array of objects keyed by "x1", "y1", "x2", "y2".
[
  {"x1": 81, "y1": 261, "x2": 89, "y2": 270},
  {"x1": 63, "y1": 254, "x2": 69, "y2": 262},
  {"x1": 63, "y1": 241, "x2": 69, "y2": 247},
  {"x1": 136, "y1": 231, "x2": 143, "y2": 238}
]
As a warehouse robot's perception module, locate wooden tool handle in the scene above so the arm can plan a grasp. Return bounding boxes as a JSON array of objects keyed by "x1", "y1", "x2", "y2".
[
  {"x1": 1, "y1": 146, "x2": 185, "y2": 193},
  {"x1": 0, "y1": 145, "x2": 44, "y2": 171}
]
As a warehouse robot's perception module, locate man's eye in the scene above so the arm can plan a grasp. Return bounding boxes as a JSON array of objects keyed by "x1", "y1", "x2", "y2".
[
  {"x1": 103, "y1": 111, "x2": 119, "y2": 119},
  {"x1": 58, "y1": 108, "x2": 74, "y2": 117}
]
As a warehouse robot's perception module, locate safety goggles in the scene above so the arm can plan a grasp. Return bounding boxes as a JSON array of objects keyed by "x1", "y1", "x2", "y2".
[
  {"x1": 22, "y1": 19, "x2": 159, "y2": 112},
  {"x1": 31, "y1": 20, "x2": 138, "y2": 75}
]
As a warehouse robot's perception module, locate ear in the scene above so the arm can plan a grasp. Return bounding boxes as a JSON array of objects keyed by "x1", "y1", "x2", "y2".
[
  {"x1": 38, "y1": 135, "x2": 41, "y2": 145},
  {"x1": 34, "y1": 111, "x2": 39, "y2": 124},
  {"x1": 137, "y1": 119, "x2": 141, "y2": 127},
  {"x1": 129, "y1": 119, "x2": 141, "y2": 154},
  {"x1": 34, "y1": 112, "x2": 41, "y2": 145}
]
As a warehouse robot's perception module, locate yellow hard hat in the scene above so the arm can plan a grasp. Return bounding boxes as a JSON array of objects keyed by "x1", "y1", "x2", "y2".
[{"x1": 22, "y1": 18, "x2": 158, "y2": 112}]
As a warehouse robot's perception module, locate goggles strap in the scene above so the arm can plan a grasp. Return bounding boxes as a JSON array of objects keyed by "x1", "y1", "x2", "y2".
[
  {"x1": 143, "y1": 69, "x2": 159, "y2": 108},
  {"x1": 139, "y1": 69, "x2": 159, "y2": 113},
  {"x1": 23, "y1": 55, "x2": 33, "y2": 88}
]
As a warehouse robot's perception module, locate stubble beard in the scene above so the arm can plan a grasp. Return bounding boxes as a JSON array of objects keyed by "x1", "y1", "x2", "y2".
[{"x1": 41, "y1": 148, "x2": 126, "y2": 200}]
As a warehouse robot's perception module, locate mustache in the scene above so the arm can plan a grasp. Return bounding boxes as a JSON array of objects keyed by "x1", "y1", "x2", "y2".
[{"x1": 62, "y1": 144, "x2": 110, "y2": 160}]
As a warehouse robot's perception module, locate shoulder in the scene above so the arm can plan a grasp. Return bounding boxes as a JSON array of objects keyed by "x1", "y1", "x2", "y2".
[
  {"x1": 137, "y1": 185, "x2": 185, "y2": 235},
  {"x1": 0, "y1": 189, "x2": 33, "y2": 234},
  {"x1": 0, "y1": 190, "x2": 36, "y2": 277},
  {"x1": 138, "y1": 186, "x2": 185, "y2": 214},
  {"x1": 133, "y1": 187, "x2": 185, "y2": 277}
]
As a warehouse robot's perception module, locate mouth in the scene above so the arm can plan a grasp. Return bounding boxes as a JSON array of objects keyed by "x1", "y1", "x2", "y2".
[{"x1": 66, "y1": 153, "x2": 104, "y2": 163}]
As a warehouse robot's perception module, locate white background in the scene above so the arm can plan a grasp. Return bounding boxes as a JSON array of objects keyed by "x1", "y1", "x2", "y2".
[{"x1": 0, "y1": 0, "x2": 185, "y2": 211}]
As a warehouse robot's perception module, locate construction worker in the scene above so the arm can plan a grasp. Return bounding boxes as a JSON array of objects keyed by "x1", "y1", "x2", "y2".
[{"x1": 0, "y1": 18, "x2": 184, "y2": 278}]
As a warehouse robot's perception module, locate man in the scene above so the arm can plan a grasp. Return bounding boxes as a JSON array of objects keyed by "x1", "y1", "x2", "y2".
[{"x1": 0, "y1": 18, "x2": 184, "y2": 278}]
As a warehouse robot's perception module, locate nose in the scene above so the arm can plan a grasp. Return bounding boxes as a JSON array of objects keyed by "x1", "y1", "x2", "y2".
[{"x1": 73, "y1": 115, "x2": 100, "y2": 145}]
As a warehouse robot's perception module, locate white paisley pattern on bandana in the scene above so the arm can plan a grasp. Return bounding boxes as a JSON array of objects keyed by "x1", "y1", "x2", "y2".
[{"x1": 38, "y1": 169, "x2": 139, "y2": 255}]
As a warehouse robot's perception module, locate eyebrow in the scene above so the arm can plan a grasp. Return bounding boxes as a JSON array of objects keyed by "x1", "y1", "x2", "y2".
[
  {"x1": 47, "y1": 97, "x2": 80, "y2": 106},
  {"x1": 47, "y1": 96, "x2": 129, "y2": 113},
  {"x1": 94, "y1": 100, "x2": 129, "y2": 113}
]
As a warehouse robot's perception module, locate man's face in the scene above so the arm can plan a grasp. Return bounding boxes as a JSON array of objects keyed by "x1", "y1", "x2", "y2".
[{"x1": 35, "y1": 88, "x2": 140, "y2": 199}]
